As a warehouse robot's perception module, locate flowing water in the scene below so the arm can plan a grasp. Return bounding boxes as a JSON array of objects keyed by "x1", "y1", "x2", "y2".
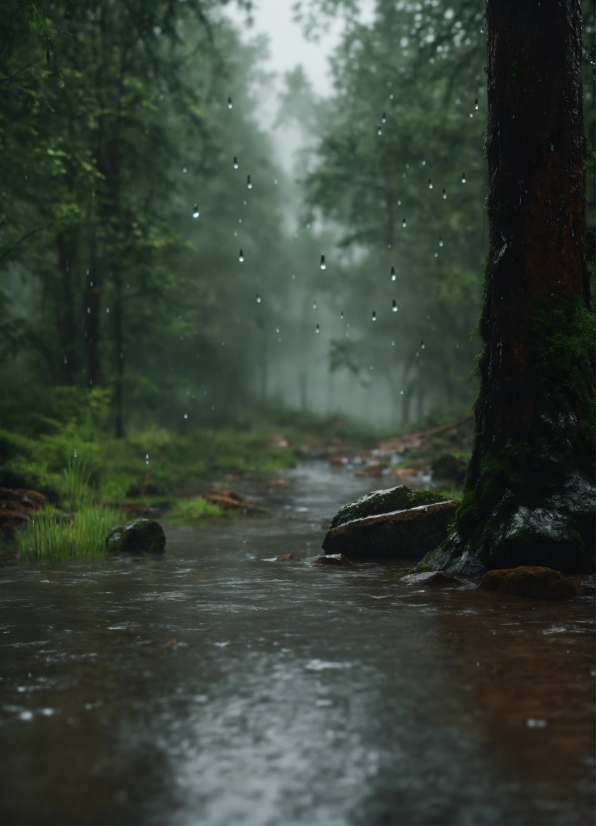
[{"x1": 0, "y1": 463, "x2": 594, "y2": 825}]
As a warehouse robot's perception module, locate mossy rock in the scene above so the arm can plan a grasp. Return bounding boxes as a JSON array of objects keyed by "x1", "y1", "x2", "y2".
[
  {"x1": 478, "y1": 566, "x2": 576, "y2": 600},
  {"x1": 329, "y1": 485, "x2": 448, "y2": 529},
  {"x1": 106, "y1": 518, "x2": 166, "y2": 555},
  {"x1": 323, "y1": 500, "x2": 459, "y2": 561}
]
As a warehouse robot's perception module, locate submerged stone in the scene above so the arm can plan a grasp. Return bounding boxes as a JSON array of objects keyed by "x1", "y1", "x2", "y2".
[
  {"x1": 106, "y1": 519, "x2": 166, "y2": 554},
  {"x1": 329, "y1": 485, "x2": 448, "y2": 529},
  {"x1": 478, "y1": 566, "x2": 576, "y2": 600},
  {"x1": 275, "y1": 554, "x2": 301, "y2": 562},
  {"x1": 313, "y1": 553, "x2": 353, "y2": 566},
  {"x1": 399, "y1": 570, "x2": 462, "y2": 587},
  {"x1": 323, "y1": 500, "x2": 459, "y2": 561}
]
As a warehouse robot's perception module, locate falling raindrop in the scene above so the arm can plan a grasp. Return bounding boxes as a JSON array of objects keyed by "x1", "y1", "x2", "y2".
[
  {"x1": 183, "y1": 167, "x2": 187, "y2": 173},
  {"x1": 428, "y1": 179, "x2": 433, "y2": 189},
  {"x1": 275, "y1": 327, "x2": 279, "y2": 334},
  {"x1": 227, "y1": 97, "x2": 233, "y2": 109},
  {"x1": 474, "y1": 98, "x2": 479, "y2": 110},
  {"x1": 73, "y1": 449, "x2": 78, "y2": 458},
  {"x1": 402, "y1": 218, "x2": 407, "y2": 228},
  {"x1": 239, "y1": 249, "x2": 244, "y2": 262},
  {"x1": 377, "y1": 125, "x2": 382, "y2": 136},
  {"x1": 312, "y1": 301, "x2": 317, "y2": 310},
  {"x1": 442, "y1": 189, "x2": 447, "y2": 199},
  {"x1": 145, "y1": 454, "x2": 150, "y2": 465},
  {"x1": 315, "y1": 324, "x2": 320, "y2": 334},
  {"x1": 87, "y1": 307, "x2": 91, "y2": 314},
  {"x1": 340, "y1": 311, "x2": 344, "y2": 320},
  {"x1": 381, "y1": 111, "x2": 387, "y2": 123},
  {"x1": 391, "y1": 266, "x2": 396, "y2": 281},
  {"x1": 392, "y1": 300, "x2": 397, "y2": 312},
  {"x1": 439, "y1": 236, "x2": 444, "y2": 246},
  {"x1": 247, "y1": 175, "x2": 252, "y2": 189},
  {"x1": 391, "y1": 340, "x2": 395, "y2": 346},
  {"x1": 233, "y1": 156, "x2": 238, "y2": 169},
  {"x1": 461, "y1": 172, "x2": 466, "y2": 183},
  {"x1": 183, "y1": 413, "x2": 188, "y2": 419},
  {"x1": 64, "y1": 355, "x2": 68, "y2": 364},
  {"x1": 192, "y1": 204, "x2": 199, "y2": 219},
  {"x1": 372, "y1": 311, "x2": 377, "y2": 321},
  {"x1": 421, "y1": 160, "x2": 426, "y2": 166},
  {"x1": 320, "y1": 254, "x2": 326, "y2": 270},
  {"x1": 421, "y1": 340, "x2": 425, "y2": 349},
  {"x1": 256, "y1": 293, "x2": 261, "y2": 303}
]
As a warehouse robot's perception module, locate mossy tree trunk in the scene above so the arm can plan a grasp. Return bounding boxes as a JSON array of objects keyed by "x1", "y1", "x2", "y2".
[{"x1": 431, "y1": 0, "x2": 595, "y2": 575}]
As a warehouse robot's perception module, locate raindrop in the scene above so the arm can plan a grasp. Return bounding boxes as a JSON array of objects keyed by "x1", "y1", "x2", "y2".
[
  {"x1": 227, "y1": 97, "x2": 233, "y2": 109},
  {"x1": 64, "y1": 355, "x2": 68, "y2": 364},
  {"x1": 442, "y1": 189, "x2": 447, "y2": 199},
  {"x1": 192, "y1": 204, "x2": 199, "y2": 219},
  {"x1": 73, "y1": 449, "x2": 78, "y2": 458},
  {"x1": 340, "y1": 311, "x2": 344, "y2": 320},
  {"x1": 312, "y1": 301, "x2": 317, "y2": 310},
  {"x1": 372, "y1": 311, "x2": 377, "y2": 321},
  {"x1": 428, "y1": 179, "x2": 433, "y2": 189},
  {"x1": 256, "y1": 293, "x2": 261, "y2": 303},
  {"x1": 421, "y1": 160, "x2": 426, "y2": 166},
  {"x1": 391, "y1": 266, "x2": 396, "y2": 281},
  {"x1": 391, "y1": 340, "x2": 395, "y2": 346},
  {"x1": 550, "y1": 143, "x2": 554, "y2": 151},
  {"x1": 145, "y1": 454, "x2": 150, "y2": 465},
  {"x1": 461, "y1": 172, "x2": 466, "y2": 183},
  {"x1": 439, "y1": 236, "x2": 444, "y2": 246},
  {"x1": 320, "y1": 254, "x2": 326, "y2": 270},
  {"x1": 402, "y1": 218, "x2": 407, "y2": 228},
  {"x1": 233, "y1": 156, "x2": 238, "y2": 169},
  {"x1": 275, "y1": 327, "x2": 279, "y2": 334},
  {"x1": 239, "y1": 249, "x2": 244, "y2": 262},
  {"x1": 421, "y1": 340, "x2": 425, "y2": 349},
  {"x1": 392, "y1": 300, "x2": 398, "y2": 312},
  {"x1": 183, "y1": 167, "x2": 187, "y2": 173},
  {"x1": 474, "y1": 98, "x2": 479, "y2": 110},
  {"x1": 377, "y1": 125, "x2": 382, "y2": 136},
  {"x1": 247, "y1": 175, "x2": 252, "y2": 189},
  {"x1": 315, "y1": 324, "x2": 320, "y2": 334},
  {"x1": 87, "y1": 307, "x2": 91, "y2": 314},
  {"x1": 381, "y1": 111, "x2": 387, "y2": 123},
  {"x1": 183, "y1": 413, "x2": 188, "y2": 419}
]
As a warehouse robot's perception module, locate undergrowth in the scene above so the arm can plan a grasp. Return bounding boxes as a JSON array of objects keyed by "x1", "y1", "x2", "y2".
[{"x1": 17, "y1": 505, "x2": 123, "y2": 563}]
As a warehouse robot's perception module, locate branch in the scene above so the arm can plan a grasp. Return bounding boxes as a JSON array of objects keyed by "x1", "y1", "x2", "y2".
[{"x1": 0, "y1": 220, "x2": 54, "y2": 262}]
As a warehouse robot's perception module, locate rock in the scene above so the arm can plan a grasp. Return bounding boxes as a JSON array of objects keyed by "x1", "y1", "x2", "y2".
[
  {"x1": 275, "y1": 554, "x2": 301, "y2": 562},
  {"x1": 399, "y1": 570, "x2": 462, "y2": 587},
  {"x1": 323, "y1": 500, "x2": 459, "y2": 561},
  {"x1": 106, "y1": 519, "x2": 166, "y2": 554},
  {"x1": 431, "y1": 453, "x2": 468, "y2": 484},
  {"x1": 478, "y1": 566, "x2": 577, "y2": 600},
  {"x1": 329, "y1": 485, "x2": 448, "y2": 529},
  {"x1": 313, "y1": 553, "x2": 353, "y2": 566}
]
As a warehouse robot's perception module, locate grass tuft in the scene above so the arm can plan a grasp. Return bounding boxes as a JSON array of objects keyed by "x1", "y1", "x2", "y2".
[
  {"x1": 167, "y1": 497, "x2": 225, "y2": 524},
  {"x1": 17, "y1": 505, "x2": 123, "y2": 563}
]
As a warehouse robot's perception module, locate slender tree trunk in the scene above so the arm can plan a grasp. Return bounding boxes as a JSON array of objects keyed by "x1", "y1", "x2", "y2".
[
  {"x1": 56, "y1": 232, "x2": 77, "y2": 384},
  {"x1": 113, "y1": 266, "x2": 124, "y2": 438},
  {"x1": 432, "y1": 0, "x2": 594, "y2": 575},
  {"x1": 84, "y1": 205, "x2": 101, "y2": 388}
]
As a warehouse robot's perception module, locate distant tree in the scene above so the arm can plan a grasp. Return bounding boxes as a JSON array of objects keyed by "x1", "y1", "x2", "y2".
[{"x1": 431, "y1": 0, "x2": 595, "y2": 574}]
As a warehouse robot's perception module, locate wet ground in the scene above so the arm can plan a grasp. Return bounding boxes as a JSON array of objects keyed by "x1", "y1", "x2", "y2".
[{"x1": 0, "y1": 463, "x2": 594, "y2": 825}]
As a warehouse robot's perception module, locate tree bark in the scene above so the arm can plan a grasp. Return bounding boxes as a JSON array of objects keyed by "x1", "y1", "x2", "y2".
[{"x1": 431, "y1": 0, "x2": 595, "y2": 575}]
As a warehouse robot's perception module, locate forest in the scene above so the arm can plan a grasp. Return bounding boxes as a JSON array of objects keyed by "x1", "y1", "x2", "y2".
[{"x1": 0, "y1": 0, "x2": 594, "y2": 823}]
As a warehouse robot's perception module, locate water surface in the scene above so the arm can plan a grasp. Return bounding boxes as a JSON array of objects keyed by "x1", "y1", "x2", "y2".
[{"x1": 0, "y1": 463, "x2": 593, "y2": 824}]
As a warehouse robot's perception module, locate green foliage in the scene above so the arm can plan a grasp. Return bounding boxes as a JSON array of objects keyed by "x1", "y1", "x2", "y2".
[
  {"x1": 168, "y1": 497, "x2": 225, "y2": 523},
  {"x1": 17, "y1": 504, "x2": 122, "y2": 562}
]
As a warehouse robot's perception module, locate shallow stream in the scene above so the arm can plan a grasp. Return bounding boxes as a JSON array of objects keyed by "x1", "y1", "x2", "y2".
[{"x1": 0, "y1": 463, "x2": 594, "y2": 824}]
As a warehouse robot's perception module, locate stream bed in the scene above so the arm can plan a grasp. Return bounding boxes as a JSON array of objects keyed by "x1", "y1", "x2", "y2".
[{"x1": 0, "y1": 462, "x2": 594, "y2": 825}]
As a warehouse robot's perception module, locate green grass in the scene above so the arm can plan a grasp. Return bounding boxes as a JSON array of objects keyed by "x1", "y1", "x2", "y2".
[
  {"x1": 167, "y1": 497, "x2": 225, "y2": 524},
  {"x1": 17, "y1": 504, "x2": 123, "y2": 563}
]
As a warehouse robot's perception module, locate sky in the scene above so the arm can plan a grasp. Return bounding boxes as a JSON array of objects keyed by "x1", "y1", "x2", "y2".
[{"x1": 225, "y1": 0, "x2": 344, "y2": 98}]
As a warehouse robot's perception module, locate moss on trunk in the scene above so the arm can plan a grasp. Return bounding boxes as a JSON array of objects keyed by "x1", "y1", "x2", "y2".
[{"x1": 428, "y1": 0, "x2": 595, "y2": 576}]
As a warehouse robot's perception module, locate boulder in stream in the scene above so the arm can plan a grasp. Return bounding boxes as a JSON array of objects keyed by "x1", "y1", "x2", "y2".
[
  {"x1": 399, "y1": 570, "x2": 462, "y2": 587},
  {"x1": 329, "y1": 485, "x2": 448, "y2": 529},
  {"x1": 478, "y1": 566, "x2": 576, "y2": 600},
  {"x1": 313, "y1": 553, "x2": 353, "y2": 566},
  {"x1": 106, "y1": 518, "x2": 166, "y2": 554},
  {"x1": 323, "y1": 498, "x2": 459, "y2": 561}
]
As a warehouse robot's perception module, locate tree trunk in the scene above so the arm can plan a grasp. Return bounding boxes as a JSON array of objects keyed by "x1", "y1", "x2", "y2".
[
  {"x1": 113, "y1": 266, "x2": 124, "y2": 439},
  {"x1": 84, "y1": 208, "x2": 101, "y2": 388},
  {"x1": 56, "y1": 233, "x2": 77, "y2": 385},
  {"x1": 431, "y1": 0, "x2": 594, "y2": 575}
]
